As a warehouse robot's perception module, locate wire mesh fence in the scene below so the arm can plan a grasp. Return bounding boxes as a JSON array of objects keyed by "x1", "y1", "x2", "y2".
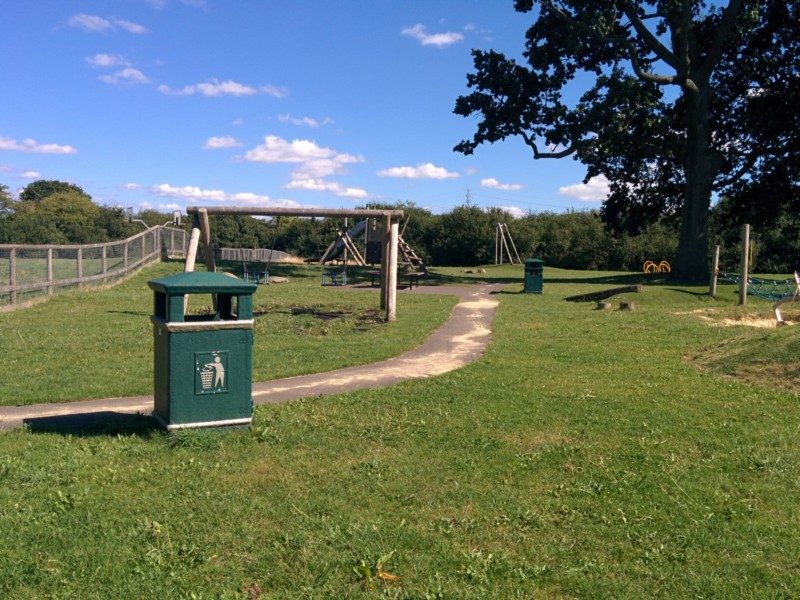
[{"x1": 0, "y1": 226, "x2": 188, "y2": 309}]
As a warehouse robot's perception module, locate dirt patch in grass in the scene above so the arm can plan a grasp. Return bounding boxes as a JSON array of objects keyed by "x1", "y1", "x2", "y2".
[{"x1": 674, "y1": 308, "x2": 800, "y2": 329}]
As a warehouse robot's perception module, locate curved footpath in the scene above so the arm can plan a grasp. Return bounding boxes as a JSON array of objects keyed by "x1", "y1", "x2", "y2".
[{"x1": 0, "y1": 284, "x2": 501, "y2": 432}]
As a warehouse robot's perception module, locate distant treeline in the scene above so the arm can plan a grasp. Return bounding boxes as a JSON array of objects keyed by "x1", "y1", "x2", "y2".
[{"x1": 1, "y1": 180, "x2": 797, "y2": 273}]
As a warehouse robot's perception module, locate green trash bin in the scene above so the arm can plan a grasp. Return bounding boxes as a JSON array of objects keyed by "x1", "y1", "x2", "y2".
[
  {"x1": 524, "y1": 258, "x2": 544, "y2": 294},
  {"x1": 148, "y1": 271, "x2": 257, "y2": 430}
]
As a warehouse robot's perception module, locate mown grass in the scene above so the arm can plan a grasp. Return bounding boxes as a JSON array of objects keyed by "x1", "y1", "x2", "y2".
[
  {"x1": 1, "y1": 264, "x2": 799, "y2": 597},
  {"x1": 0, "y1": 261, "x2": 457, "y2": 405}
]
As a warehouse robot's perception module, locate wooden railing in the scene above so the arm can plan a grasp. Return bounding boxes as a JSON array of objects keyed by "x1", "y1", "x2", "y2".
[{"x1": 0, "y1": 226, "x2": 188, "y2": 309}]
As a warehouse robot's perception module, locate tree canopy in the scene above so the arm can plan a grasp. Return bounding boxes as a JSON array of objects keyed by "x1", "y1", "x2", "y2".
[
  {"x1": 454, "y1": 0, "x2": 800, "y2": 281},
  {"x1": 19, "y1": 179, "x2": 88, "y2": 204}
]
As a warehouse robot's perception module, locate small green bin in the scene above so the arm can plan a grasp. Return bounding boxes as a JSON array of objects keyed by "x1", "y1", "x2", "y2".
[
  {"x1": 148, "y1": 272, "x2": 257, "y2": 430},
  {"x1": 523, "y1": 258, "x2": 544, "y2": 294}
]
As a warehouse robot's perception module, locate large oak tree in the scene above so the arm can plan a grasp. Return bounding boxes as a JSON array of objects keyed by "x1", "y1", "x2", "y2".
[{"x1": 454, "y1": 1, "x2": 800, "y2": 282}]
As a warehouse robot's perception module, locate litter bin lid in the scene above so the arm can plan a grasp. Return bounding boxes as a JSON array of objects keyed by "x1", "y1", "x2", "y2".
[
  {"x1": 148, "y1": 271, "x2": 257, "y2": 295},
  {"x1": 524, "y1": 258, "x2": 544, "y2": 265}
]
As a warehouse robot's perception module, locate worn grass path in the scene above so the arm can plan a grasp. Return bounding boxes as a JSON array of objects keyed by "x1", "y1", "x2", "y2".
[{"x1": 0, "y1": 283, "x2": 501, "y2": 431}]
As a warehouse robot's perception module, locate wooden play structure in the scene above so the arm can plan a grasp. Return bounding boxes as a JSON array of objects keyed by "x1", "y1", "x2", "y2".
[
  {"x1": 710, "y1": 224, "x2": 800, "y2": 325},
  {"x1": 183, "y1": 206, "x2": 405, "y2": 321}
]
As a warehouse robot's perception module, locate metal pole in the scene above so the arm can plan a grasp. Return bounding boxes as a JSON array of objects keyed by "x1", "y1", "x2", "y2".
[
  {"x1": 739, "y1": 224, "x2": 750, "y2": 306},
  {"x1": 709, "y1": 244, "x2": 720, "y2": 298},
  {"x1": 387, "y1": 220, "x2": 399, "y2": 322}
]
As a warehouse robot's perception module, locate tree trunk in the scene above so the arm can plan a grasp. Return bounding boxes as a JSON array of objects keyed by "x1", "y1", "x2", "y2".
[{"x1": 674, "y1": 84, "x2": 720, "y2": 283}]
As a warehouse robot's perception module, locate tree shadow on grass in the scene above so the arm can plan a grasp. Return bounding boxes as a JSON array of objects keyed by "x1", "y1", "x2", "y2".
[{"x1": 24, "y1": 411, "x2": 161, "y2": 438}]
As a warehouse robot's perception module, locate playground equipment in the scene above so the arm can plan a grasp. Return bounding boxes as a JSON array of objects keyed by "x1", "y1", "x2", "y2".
[
  {"x1": 320, "y1": 220, "x2": 367, "y2": 266},
  {"x1": 711, "y1": 224, "x2": 800, "y2": 324},
  {"x1": 495, "y1": 223, "x2": 521, "y2": 264},
  {"x1": 184, "y1": 207, "x2": 405, "y2": 321},
  {"x1": 643, "y1": 260, "x2": 671, "y2": 273}
]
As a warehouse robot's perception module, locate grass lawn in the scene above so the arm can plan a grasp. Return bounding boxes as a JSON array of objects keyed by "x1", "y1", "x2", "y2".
[
  {"x1": 1, "y1": 264, "x2": 799, "y2": 597},
  {"x1": 0, "y1": 261, "x2": 458, "y2": 405}
]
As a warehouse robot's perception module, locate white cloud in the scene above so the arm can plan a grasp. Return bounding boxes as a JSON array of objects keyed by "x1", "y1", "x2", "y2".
[
  {"x1": 284, "y1": 178, "x2": 368, "y2": 199},
  {"x1": 480, "y1": 177, "x2": 523, "y2": 191},
  {"x1": 151, "y1": 183, "x2": 227, "y2": 202},
  {"x1": 378, "y1": 162, "x2": 459, "y2": 180},
  {"x1": 124, "y1": 182, "x2": 142, "y2": 190},
  {"x1": 278, "y1": 114, "x2": 334, "y2": 128},
  {"x1": 0, "y1": 137, "x2": 77, "y2": 154},
  {"x1": 558, "y1": 174, "x2": 610, "y2": 202},
  {"x1": 203, "y1": 136, "x2": 242, "y2": 149},
  {"x1": 99, "y1": 67, "x2": 150, "y2": 85},
  {"x1": 158, "y1": 79, "x2": 286, "y2": 98},
  {"x1": 245, "y1": 135, "x2": 362, "y2": 179},
  {"x1": 21, "y1": 170, "x2": 42, "y2": 180},
  {"x1": 401, "y1": 23, "x2": 464, "y2": 47},
  {"x1": 150, "y1": 183, "x2": 302, "y2": 208},
  {"x1": 499, "y1": 205, "x2": 527, "y2": 218},
  {"x1": 86, "y1": 53, "x2": 130, "y2": 68},
  {"x1": 68, "y1": 14, "x2": 148, "y2": 34},
  {"x1": 115, "y1": 19, "x2": 149, "y2": 34},
  {"x1": 261, "y1": 85, "x2": 289, "y2": 99}
]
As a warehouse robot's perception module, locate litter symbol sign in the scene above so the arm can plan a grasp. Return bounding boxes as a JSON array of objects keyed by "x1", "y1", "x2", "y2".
[{"x1": 195, "y1": 351, "x2": 229, "y2": 395}]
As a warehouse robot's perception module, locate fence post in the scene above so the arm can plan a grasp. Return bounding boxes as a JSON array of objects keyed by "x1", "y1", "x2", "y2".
[
  {"x1": 102, "y1": 244, "x2": 107, "y2": 275},
  {"x1": 738, "y1": 224, "x2": 750, "y2": 306},
  {"x1": 47, "y1": 248, "x2": 54, "y2": 296},
  {"x1": 709, "y1": 245, "x2": 720, "y2": 298},
  {"x1": 141, "y1": 232, "x2": 146, "y2": 261},
  {"x1": 77, "y1": 247, "x2": 83, "y2": 282},
  {"x1": 124, "y1": 241, "x2": 129, "y2": 268},
  {"x1": 9, "y1": 247, "x2": 16, "y2": 305}
]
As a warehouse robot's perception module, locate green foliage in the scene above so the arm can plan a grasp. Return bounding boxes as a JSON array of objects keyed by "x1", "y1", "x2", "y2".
[
  {"x1": 19, "y1": 179, "x2": 87, "y2": 203},
  {"x1": 430, "y1": 204, "x2": 494, "y2": 266}
]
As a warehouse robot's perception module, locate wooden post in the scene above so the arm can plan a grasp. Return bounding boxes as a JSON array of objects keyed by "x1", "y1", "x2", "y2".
[
  {"x1": 387, "y1": 220, "x2": 399, "y2": 322},
  {"x1": 343, "y1": 218, "x2": 348, "y2": 264},
  {"x1": 500, "y1": 225, "x2": 513, "y2": 265},
  {"x1": 505, "y1": 223, "x2": 521, "y2": 263},
  {"x1": 141, "y1": 232, "x2": 146, "y2": 261},
  {"x1": 739, "y1": 224, "x2": 750, "y2": 306},
  {"x1": 77, "y1": 247, "x2": 83, "y2": 282},
  {"x1": 198, "y1": 208, "x2": 215, "y2": 273},
  {"x1": 184, "y1": 216, "x2": 201, "y2": 273},
  {"x1": 380, "y1": 214, "x2": 390, "y2": 310},
  {"x1": 170, "y1": 229, "x2": 175, "y2": 255},
  {"x1": 123, "y1": 241, "x2": 129, "y2": 268},
  {"x1": 9, "y1": 247, "x2": 16, "y2": 305},
  {"x1": 709, "y1": 244, "x2": 720, "y2": 298},
  {"x1": 101, "y1": 245, "x2": 107, "y2": 276},
  {"x1": 46, "y1": 248, "x2": 53, "y2": 296}
]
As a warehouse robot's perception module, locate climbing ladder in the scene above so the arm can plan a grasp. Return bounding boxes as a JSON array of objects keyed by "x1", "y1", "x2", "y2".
[{"x1": 398, "y1": 235, "x2": 424, "y2": 268}]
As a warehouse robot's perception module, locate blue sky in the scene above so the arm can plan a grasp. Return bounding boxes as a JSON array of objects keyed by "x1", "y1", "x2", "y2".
[{"x1": 0, "y1": 0, "x2": 609, "y2": 217}]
